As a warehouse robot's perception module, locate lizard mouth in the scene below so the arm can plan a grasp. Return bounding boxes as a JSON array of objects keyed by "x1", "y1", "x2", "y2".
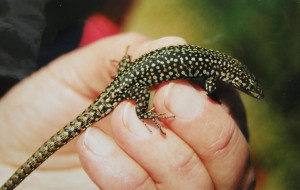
[
  {"x1": 239, "y1": 86, "x2": 264, "y2": 99},
  {"x1": 250, "y1": 91, "x2": 264, "y2": 99}
]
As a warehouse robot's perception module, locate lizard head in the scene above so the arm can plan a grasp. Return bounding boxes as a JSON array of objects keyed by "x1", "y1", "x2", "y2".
[{"x1": 219, "y1": 58, "x2": 264, "y2": 99}]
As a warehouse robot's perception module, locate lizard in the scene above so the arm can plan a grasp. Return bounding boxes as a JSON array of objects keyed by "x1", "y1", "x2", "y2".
[{"x1": 0, "y1": 45, "x2": 264, "y2": 190}]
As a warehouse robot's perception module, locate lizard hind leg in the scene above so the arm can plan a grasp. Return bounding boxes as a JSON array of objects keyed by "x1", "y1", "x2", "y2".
[
  {"x1": 140, "y1": 107, "x2": 175, "y2": 135},
  {"x1": 127, "y1": 86, "x2": 174, "y2": 135}
]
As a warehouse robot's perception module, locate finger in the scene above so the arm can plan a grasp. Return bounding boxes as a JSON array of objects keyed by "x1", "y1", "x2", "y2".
[
  {"x1": 77, "y1": 127, "x2": 155, "y2": 190},
  {"x1": 153, "y1": 81, "x2": 251, "y2": 189},
  {"x1": 111, "y1": 102, "x2": 214, "y2": 189}
]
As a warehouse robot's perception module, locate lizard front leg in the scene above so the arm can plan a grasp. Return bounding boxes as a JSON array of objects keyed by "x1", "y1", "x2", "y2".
[{"x1": 205, "y1": 77, "x2": 221, "y2": 103}]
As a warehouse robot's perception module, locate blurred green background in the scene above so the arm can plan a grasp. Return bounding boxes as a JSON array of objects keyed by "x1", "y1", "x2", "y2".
[{"x1": 124, "y1": 0, "x2": 300, "y2": 189}]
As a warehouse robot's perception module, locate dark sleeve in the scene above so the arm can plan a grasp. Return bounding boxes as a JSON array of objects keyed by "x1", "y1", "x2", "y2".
[
  {"x1": 0, "y1": 0, "x2": 50, "y2": 94},
  {"x1": 0, "y1": 0, "x2": 130, "y2": 96}
]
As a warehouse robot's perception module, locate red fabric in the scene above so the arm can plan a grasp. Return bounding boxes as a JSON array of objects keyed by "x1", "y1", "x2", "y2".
[{"x1": 79, "y1": 14, "x2": 119, "y2": 47}]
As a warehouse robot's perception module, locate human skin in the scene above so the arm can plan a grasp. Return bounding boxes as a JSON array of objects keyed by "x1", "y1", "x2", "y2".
[{"x1": 0, "y1": 33, "x2": 255, "y2": 190}]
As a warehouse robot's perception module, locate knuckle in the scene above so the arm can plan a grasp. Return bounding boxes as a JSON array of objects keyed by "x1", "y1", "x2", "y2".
[
  {"x1": 133, "y1": 176, "x2": 156, "y2": 190},
  {"x1": 202, "y1": 118, "x2": 238, "y2": 157},
  {"x1": 173, "y1": 151, "x2": 200, "y2": 175}
]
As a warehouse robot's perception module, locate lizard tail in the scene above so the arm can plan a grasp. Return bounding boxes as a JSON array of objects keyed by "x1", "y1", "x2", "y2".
[{"x1": 0, "y1": 104, "x2": 101, "y2": 190}]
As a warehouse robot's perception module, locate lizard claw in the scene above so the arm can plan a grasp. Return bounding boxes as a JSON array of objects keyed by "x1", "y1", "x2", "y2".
[
  {"x1": 151, "y1": 118, "x2": 166, "y2": 135},
  {"x1": 139, "y1": 107, "x2": 175, "y2": 135},
  {"x1": 146, "y1": 107, "x2": 175, "y2": 119}
]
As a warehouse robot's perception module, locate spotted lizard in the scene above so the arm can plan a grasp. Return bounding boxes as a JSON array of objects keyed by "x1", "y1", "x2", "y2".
[{"x1": 0, "y1": 45, "x2": 264, "y2": 190}]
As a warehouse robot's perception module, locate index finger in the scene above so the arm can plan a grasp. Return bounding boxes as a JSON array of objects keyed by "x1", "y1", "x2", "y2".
[{"x1": 153, "y1": 81, "x2": 253, "y2": 189}]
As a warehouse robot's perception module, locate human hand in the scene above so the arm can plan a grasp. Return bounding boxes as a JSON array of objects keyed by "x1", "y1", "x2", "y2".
[{"x1": 0, "y1": 33, "x2": 255, "y2": 189}]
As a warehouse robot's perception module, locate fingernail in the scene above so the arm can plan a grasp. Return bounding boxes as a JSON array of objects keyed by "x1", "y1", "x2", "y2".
[
  {"x1": 84, "y1": 127, "x2": 115, "y2": 156},
  {"x1": 164, "y1": 82, "x2": 204, "y2": 119},
  {"x1": 122, "y1": 102, "x2": 153, "y2": 138}
]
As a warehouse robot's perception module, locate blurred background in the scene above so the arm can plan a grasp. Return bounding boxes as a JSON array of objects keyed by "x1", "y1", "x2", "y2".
[{"x1": 1, "y1": 0, "x2": 299, "y2": 189}]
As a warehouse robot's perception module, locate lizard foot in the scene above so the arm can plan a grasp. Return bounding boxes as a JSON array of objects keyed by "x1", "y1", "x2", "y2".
[
  {"x1": 142, "y1": 107, "x2": 175, "y2": 119},
  {"x1": 139, "y1": 107, "x2": 175, "y2": 135}
]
